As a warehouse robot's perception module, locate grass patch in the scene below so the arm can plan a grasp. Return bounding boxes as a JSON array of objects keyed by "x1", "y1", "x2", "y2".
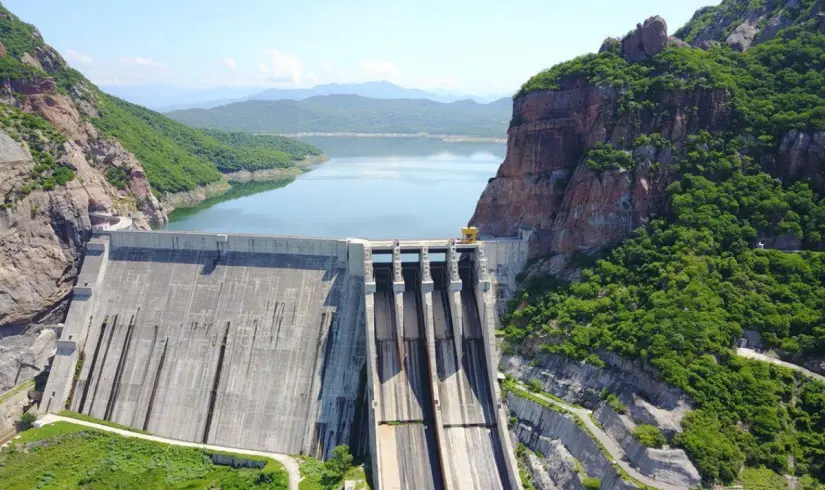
[
  {"x1": 738, "y1": 466, "x2": 789, "y2": 489},
  {"x1": 1, "y1": 421, "x2": 288, "y2": 489}
]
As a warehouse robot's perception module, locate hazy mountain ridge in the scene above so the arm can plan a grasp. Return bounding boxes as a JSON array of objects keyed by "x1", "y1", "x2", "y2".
[
  {"x1": 165, "y1": 93, "x2": 512, "y2": 137},
  {"x1": 102, "y1": 80, "x2": 511, "y2": 112}
]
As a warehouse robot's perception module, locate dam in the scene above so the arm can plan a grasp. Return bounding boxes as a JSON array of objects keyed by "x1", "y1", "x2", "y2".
[{"x1": 40, "y1": 230, "x2": 529, "y2": 489}]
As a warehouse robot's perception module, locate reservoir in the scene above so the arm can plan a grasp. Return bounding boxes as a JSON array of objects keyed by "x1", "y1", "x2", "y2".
[{"x1": 165, "y1": 137, "x2": 505, "y2": 239}]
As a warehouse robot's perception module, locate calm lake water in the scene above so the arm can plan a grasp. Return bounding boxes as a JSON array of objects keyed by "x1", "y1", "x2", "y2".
[{"x1": 165, "y1": 137, "x2": 505, "y2": 239}]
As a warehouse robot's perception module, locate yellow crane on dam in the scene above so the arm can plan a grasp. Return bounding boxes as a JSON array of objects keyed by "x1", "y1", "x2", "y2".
[{"x1": 460, "y1": 226, "x2": 479, "y2": 244}]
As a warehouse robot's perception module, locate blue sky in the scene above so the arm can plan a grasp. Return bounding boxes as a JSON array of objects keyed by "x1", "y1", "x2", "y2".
[{"x1": 5, "y1": 0, "x2": 720, "y2": 94}]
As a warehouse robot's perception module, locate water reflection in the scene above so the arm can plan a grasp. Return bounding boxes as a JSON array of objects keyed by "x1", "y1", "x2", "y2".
[{"x1": 166, "y1": 137, "x2": 504, "y2": 239}]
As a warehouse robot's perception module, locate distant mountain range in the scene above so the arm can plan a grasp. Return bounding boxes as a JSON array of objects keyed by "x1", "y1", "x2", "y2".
[
  {"x1": 101, "y1": 81, "x2": 511, "y2": 112},
  {"x1": 165, "y1": 94, "x2": 512, "y2": 138}
]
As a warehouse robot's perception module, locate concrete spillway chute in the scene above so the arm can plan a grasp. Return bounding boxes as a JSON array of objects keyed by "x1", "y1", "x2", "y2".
[
  {"x1": 392, "y1": 243, "x2": 406, "y2": 366},
  {"x1": 446, "y1": 243, "x2": 464, "y2": 361}
]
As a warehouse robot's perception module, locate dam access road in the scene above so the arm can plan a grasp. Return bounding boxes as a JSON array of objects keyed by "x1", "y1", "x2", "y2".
[{"x1": 39, "y1": 229, "x2": 531, "y2": 490}]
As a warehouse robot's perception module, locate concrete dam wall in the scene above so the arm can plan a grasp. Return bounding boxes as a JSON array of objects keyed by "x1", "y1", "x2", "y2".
[{"x1": 41, "y1": 230, "x2": 529, "y2": 489}]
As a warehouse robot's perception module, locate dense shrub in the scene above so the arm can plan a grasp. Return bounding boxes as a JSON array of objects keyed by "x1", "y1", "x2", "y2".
[
  {"x1": 506, "y1": 27, "x2": 825, "y2": 486},
  {"x1": 632, "y1": 424, "x2": 667, "y2": 448}
]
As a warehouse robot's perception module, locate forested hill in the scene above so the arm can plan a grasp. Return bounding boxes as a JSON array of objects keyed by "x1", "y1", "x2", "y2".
[
  {"x1": 165, "y1": 95, "x2": 511, "y2": 138},
  {"x1": 92, "y1": 95, "x2": 323, "y2": 194},
  {"x1": 0, "y1": 3, "x2": 322, "y2": 196},
  {"x1": 481, "y1": 0, "x2": 825, "y2": 487}
]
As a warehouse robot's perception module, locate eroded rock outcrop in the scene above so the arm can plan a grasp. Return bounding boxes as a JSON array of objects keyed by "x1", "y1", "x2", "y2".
[
  {"x1": 621, "y1": 16, "x2": 668, "y2": 62},
  {"x1": 0, "y1": 324, "x2": 56, "y2": 393},
  {"x1": 508, "y1": 394, "x2": 638, "y2": 490},
  {"x1": 502, "y1": 353, "x2": 693, "y2": 415},
  {"x1": 594, "y1": 404, "x2": 701, "y2": 488},
  {"x1": 726, "y1": 21, "x2": 759, "y2": 51},
  {"x1": 471, "y1": 11, "x2": 763, "y2": 256}
]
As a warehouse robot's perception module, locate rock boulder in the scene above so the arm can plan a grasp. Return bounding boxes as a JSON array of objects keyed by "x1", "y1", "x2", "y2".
[
  {"x1": 726, "y1": 21, "x2": 759, "y2": 51},
  {"x1": 621, "y1": 16, "x2": 669, "y2": 62}
]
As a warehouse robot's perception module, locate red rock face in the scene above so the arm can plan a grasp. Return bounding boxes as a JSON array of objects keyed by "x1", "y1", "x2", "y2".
[
  {"x1": 470, "y1": 80, "x2": 617, "y2": 241},
  {"x1": 470, "y1": 79, "x2": 734, "y2": 257},
  {"x1": 7, "y1": 77, "x2": 56, "y2": 95}
]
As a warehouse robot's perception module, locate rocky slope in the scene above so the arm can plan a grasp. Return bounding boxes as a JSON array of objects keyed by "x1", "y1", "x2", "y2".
[
  {"x1": 471, "y1": 3, "x2": 825, "y2": 259},
  {"x1": 0, "y1": 74, "x2": 164, "y2": 335},
  {"x1": 484, "y1": 0, "x2": 825, "y2": 487}
]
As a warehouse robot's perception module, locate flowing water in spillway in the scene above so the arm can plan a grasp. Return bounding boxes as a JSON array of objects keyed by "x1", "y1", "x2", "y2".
[{"x1": 70, "y1": 247, "x2": 364, "y2": 458}]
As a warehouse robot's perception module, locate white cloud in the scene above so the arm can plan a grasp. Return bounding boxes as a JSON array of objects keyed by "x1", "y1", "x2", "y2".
[
  {"x1": 222, "y1": 58, "x2": 237, "y2": 69},
  {"x1": 65, "y1": 48, "x2": 93, "y2": 65},
  {"x1": 258, "y1": 49, "x2": 305, "y2": 84},
  {"x1": 359, "y1": 59, "x2": 400, "y2": 81},
  {"x1": 122, "y1": 57, "x2": 163, "y2": 68}
]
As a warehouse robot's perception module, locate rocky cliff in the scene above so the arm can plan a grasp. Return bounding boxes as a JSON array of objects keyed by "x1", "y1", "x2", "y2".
[
  {"x1": 0, "y1": 46, "x2": 165, "y2": 332},
  {"x1": 491, "y1": 0, "x2": 825, "y2": 485},
  {"x1": 470, "y1": 7, "x2": 825, "y2": 258},
  {"x1": 0, "y1": 5, "x2": 170, "y2": 393}
]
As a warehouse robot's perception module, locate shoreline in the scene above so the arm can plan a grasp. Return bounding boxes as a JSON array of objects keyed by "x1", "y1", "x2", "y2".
[
  {"x1": 160, "y1": 153, "x2": 328, "y2": 210},
  {"x1": 266, "y1": 131, "x2": 507, "y2": 144}
]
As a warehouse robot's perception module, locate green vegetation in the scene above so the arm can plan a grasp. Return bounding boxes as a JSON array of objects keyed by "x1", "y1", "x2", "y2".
[
  {"x1": 166, "y1": 95, "x2": 510, "y2": 137},
  {"x1": 297, "y1": 445, "x2": 356, "y2": 490},
  {"x1": 105, "y1": 166, "x2": 130, "y2": 189},
  {"x1": 0, "y1": 55, "x2": 44, "y2": 80},
  {"x1": 632, "y1": 424, "x2": 667, "y2": 448},
  {"x1": 583, "y1": 476, "x2": 602, "y2": 490},
  {"x1": 93, "y1": 94, "x2": 323, "y2": 195},
  {"x1": 0, "y1": 105, "x2": 74, "y2": 208},
  {"x1": 674, "y1": 0, "x2": 819, "y2": 44},
  {"x1": 525, "y1": 378, "x2": 543, "y2": 392},
  {"x1": 515, "y1": 443, "x2": 537, "y2": 490},
  {"x1": 18, "y1": 412, "x2": 35, "y2": 430},
  {"x1": 505, "y1": 134, "x2": 825, "y2": 482},
  {"x1": 507, "y1": 16, "x2": 825, "y2": 486},
  {"x1": 202, "y1": 129, "x2": 324, "y2": 161},
  {"x1": 0, "y1": 421, "x2": 288, "y2": 489},
  {"x1": 0, "y1": 4, "x2": 323, "y2": 198},
  {"x1": 738, "y1": 466, "x2": 790, "y2": 489},
  {"x1": 517, "y1": 28, "x2": 825, "y2": 140},
  {"x1": 0, "y1": 4, "x2": 42, "y2": 58},
  {"x1": 585, "y1": 143, "x2": 633, "y2": 172},
  {"x1": 601, "y1": 390, "x2": 628, "y2": 415}
]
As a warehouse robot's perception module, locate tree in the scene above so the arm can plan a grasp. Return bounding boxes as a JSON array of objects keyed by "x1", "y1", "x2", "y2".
[
  {"x1": 323, "y1": 445, "x2": 353, "y2": 484},
  {"x1": 19, "y1": 412, "x2": 36, "y2": 430}
]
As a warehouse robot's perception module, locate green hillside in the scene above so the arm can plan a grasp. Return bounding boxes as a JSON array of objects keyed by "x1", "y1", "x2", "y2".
[
  {"x1": 92, "y1": 95, "x2": 323, "y2": 194},
  {"x1": 0, "y1": 3, "x2": 322, "y2": 196},
  {"x1": 507, "y1": 1, "x2": 825, "y2": 486},
  {"x1": 165, "y1": 95, "x2": 511, "y2": 137}
]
